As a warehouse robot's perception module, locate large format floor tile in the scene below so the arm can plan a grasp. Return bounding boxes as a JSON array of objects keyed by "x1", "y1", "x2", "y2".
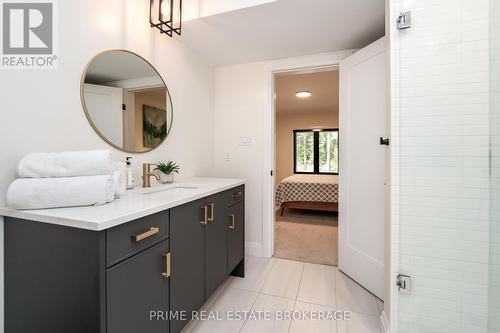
[
  {"x1": 289, "y1": 301, "x2": 337, "y2": 333},
  {"x1": 190, "y1": 288, "x2": 258, "y2": 333},
  {"x1": 336, "y1": 270, "x2": 380, "y2": 316},
  {"x1": 337, "y1": 312, "x2": 380, "y2": 333},
  {"x1": 240, "y1": 294, "x2": 295, "y2": 333},
  {"x1": 225, "y1": 255, "x2": 274, "y2": 292},
  {"x1": 261, "y1": 258, "x2": 304, "y2": 299},
  {"x1": 297, "y1": 263, "x2": 336, "y2": 308},
  {"x1": 183, "y1": 256, "x2": 382, "y2": 333}
]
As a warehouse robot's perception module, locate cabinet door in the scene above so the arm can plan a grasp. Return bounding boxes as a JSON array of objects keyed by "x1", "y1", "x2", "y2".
[
  {"x1": 107, "y1": 239, "x2": 170, "y2": 333},
  {"x1": 170, "y1": 199, "x2": 206, "y2": 333},
  {"x1": 205, "y1": 191, "x2": 230, "y2": 298},
  {"x1": 227, "y1": 201, "x2": 245, "y2": 274}
]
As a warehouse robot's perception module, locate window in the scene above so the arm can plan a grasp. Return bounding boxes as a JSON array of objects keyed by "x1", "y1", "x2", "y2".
[{"x1": 294, "y1": 129, "x2": 339, "y2": 174}]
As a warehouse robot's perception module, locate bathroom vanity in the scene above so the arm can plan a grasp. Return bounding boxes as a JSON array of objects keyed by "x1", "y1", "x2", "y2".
[{"x1": 0, "y1": 177, "x2": 245, "y2": 333}]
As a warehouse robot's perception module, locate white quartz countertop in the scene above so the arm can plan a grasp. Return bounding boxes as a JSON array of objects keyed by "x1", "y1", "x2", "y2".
[{"x1": 0, "y1": 177, "x2": 246, "y2": 231}]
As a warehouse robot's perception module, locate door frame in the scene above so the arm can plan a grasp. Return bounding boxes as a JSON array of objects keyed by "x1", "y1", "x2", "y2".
[
  {"x1": 263, "y1": 61, "x2": 341, "y2": 259},
  {"x1": 263, "y1": 42, "x2": 393, "y2": 332}
]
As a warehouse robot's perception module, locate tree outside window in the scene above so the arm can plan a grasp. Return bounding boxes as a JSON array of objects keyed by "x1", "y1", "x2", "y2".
[{"x1": 294, "y1": 129, "x2": 338, "y2": 174}]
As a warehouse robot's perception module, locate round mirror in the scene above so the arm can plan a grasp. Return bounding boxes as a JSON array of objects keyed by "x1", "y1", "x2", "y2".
[{"x1": 81, "y1": 50, "x2": 172, "y2": 153}]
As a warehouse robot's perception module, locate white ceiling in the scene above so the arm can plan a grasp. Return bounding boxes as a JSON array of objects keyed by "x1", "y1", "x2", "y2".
[
  {"x1": 180, "y1": 0, "x2": 385, "y2": 66},
  {"x1": 276, "y1": 69, "x2": 339, "y2": 115},
  {"x1": 85, "y1": 51, "x2": 159, "y2": 84}
]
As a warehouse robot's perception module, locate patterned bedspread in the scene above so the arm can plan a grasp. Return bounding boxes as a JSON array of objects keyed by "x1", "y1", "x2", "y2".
[{"x1": 275, "y1": 174, "x2": 339, "y2": 207}]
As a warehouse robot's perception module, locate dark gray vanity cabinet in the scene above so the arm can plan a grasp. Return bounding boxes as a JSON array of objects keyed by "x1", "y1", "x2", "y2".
[
  {"x1": 4, "y1": 184, "x2": 245, "y2": 333},
  {"x1": 205, "y1": 192, "x2": 230, "y2": 298},
  {"x1": 5, "y1": 218, "x2": 107, "y2": 333},
  {"x1": 107, "y1": 239, "x2": 170, "y2": 333},
  {"x1": 169, "y1": 198, "x2": 207, "y2": 333},
  {"x1": 228, "y1": 199, "x2": 245, "y2": 274}
]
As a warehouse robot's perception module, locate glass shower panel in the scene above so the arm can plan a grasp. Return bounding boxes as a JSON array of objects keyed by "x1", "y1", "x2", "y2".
[{"x1": 392, "y1": 0, "x2": 492, "y2": 332}]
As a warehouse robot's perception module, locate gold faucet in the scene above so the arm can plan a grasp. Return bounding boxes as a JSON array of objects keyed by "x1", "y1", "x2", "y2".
[{"x1": 142, "y1": 163, "x2": 160, "y2": 187}]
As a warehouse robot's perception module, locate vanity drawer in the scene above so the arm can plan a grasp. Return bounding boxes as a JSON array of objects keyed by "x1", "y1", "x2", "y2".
[
  {"x1": 106, "y1": 210, "x2": 169, "y2": 267},
  {"x1": 226, "y1": 185, "x2": 244, "y2": 206}
]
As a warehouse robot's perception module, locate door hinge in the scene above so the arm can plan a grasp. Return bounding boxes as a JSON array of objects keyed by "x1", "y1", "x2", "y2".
[
  {"x1": 396, "y1": 274, "x2": 411, "y2": 292},
  {"x1": 396, "y1": 11, "x2": 411, "y2": 30},
  {"x1": 380, "y1": 137, "x2": 390, "y2": 146},
  {"x1": 270, "y1": 170, "x2": 274, "y2": 176}
]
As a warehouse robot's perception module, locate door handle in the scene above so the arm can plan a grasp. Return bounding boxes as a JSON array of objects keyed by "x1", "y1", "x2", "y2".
[
  {"x1": 207, "y1": 203, "x2": 215, "y2": 223},
  {"x1": 200, "y1": 205, "x2": 208, "y2": 225},
  {"x1": 379, "y1": 137, "x2": 390, "y2": 146},
  {"x1": 161, "y1": 252, "x2": 171, "y2": 278},
  {"x1": 228, "y1": 214, "x2": 235, "y2": 230}
]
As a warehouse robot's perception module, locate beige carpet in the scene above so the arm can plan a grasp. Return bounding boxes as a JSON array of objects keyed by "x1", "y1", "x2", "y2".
[{"x1": 274, "y1": 208, "x2": 338, "y2": 266}]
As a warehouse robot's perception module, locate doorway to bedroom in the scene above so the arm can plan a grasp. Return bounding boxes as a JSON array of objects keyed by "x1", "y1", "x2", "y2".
[{"x1": 274, "y1": 68, "x2": 340, "y2": 266}]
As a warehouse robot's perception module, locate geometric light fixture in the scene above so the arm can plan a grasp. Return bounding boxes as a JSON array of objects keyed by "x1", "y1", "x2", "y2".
[
  {"x1": 149, "y1": 0, "x2": 182, "y2": 37},
  {"x1": 296, "y1": 91, "x2": 312, "y2": 98}
]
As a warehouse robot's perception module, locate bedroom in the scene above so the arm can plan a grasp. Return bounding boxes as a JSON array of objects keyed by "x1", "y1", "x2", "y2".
[{"x1": 274, "y1": 68, "x2": 340, "y2": 266}]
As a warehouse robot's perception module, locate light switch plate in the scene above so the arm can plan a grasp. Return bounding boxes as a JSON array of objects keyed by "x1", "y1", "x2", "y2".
[{"x1": 239, "y1": 136, "x2": 252, "y2": 146}]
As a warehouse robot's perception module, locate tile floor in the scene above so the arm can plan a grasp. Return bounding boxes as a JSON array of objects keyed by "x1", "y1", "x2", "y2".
[{"x1": 182, "y1": 256, "x2": 383, "y2": 333}]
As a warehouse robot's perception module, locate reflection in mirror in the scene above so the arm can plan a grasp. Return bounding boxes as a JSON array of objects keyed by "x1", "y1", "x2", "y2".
[{"x1": 81, "y1": 50, "x2": 173, "y2": 153}]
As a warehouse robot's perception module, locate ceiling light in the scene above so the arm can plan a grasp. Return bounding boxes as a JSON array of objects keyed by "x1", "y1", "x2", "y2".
[
  {"x1": 296, "y1": 91, "x2": 311, "y2": 98},
  {"x1": 150, "y1": 0, "x2": 182, "y2": 37}
]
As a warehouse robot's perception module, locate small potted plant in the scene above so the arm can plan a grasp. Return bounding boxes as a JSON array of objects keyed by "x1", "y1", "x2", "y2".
[{"x1": 154, "y1": 161, "x2": 180, "y2": 184}]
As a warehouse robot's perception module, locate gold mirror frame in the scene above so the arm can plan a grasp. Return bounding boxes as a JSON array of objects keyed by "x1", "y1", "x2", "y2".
[{"x1": 80, "y1": 49, "x2": 173, "y2": 154}]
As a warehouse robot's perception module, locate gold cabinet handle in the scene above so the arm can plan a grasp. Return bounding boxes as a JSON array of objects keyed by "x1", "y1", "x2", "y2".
[
  {"x1": 161, "y1": 252, "x2": 171, "y2": 278},
  {"x1": 131, "y1": 227, "x2": 159, "y2": 242},
  {"x1": 228, "y1": 214, "x2": 235, "y2": 230},
  {"x1": 200, "y1": 205, "x2": 208, "y2": 225},
  {"x1": 207, "y1": 203, "x2": 215, "y2": 223}
]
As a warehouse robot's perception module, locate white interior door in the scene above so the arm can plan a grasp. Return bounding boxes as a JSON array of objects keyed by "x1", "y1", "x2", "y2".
[
  {"x1": 338, "y1": 37, "x2": 387, "y2": 300},
  {"x1": 84, "y1": 83, "x2": 124, "y2": 148}
]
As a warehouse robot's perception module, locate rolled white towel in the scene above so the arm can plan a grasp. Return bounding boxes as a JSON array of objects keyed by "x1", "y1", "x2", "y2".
[
  {"x1": 17, "y1": 150, "x2": 114, "y2": 178},
  {"x1": 6, "y1": 176, "x2": 115, "y2": 210},
  {"x1": 113, "y1": 162, "x2": 127, "y2": 196}
]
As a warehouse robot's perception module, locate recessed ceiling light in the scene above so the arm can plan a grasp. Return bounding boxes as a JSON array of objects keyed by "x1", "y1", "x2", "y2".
[{"x1": 296, "y1": 91, "x2": 311, "y2": 98}]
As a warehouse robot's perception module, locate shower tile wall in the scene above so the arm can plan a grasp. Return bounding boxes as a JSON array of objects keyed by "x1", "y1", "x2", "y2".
[
  {"x1": 390, "y1": 0, "x2": 491, "y2": 332},
  {"x1": 489, "y1": 0, "x2": 500, "y2": 331}
]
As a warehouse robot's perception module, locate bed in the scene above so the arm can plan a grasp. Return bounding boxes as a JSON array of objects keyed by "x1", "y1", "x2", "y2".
[{"x1": 275, "y1": 174, "x2": 338, "y2": 215}]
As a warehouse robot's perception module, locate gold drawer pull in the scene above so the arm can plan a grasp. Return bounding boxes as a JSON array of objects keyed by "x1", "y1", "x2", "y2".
[
  {"x1": 233, "y1": 191, "x2": 243, "y2": 199},
  {"x1": 201, "y1": 205, "x2": 208, "y2": 225},
  {"x1": 228, "y1": 214, "x2": 235, "y2": 230},
  {"x1": 207, "y1": 203, "x2": 215, "y2": 223},
  {"x1": 131, "y1": 227, "x2": 159, "y2": 242},
  {"x1": 162, "y1": 252, "x2": 171, "y2": 278}
]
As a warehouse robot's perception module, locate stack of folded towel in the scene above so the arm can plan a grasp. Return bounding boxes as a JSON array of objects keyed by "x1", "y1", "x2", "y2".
[{"x1": 7, "y1": 150, "x2": 126, "y2": 210}]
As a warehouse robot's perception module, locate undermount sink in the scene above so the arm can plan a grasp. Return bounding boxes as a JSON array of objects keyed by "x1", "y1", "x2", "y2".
[{"x1": 140, "y1": 185, "x2": 199, "y2": 195}]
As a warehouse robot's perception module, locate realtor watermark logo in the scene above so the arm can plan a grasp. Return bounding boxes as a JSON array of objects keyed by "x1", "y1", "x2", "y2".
[{"x1": 1, "y1": 0, "x2": 57, "y2": 68}]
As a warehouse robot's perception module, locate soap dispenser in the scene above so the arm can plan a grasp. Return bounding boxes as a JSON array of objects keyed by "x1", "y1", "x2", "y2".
[{"x1": 125, "y1": 157, "x2": 135, "y2": 189}]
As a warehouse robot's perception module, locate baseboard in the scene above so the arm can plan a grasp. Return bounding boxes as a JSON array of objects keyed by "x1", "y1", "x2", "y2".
[
  {"x1": 379, "y1": 310, "x2": 390, "y2": 333},
  {"x1": 245, "y1": 241, "x2": 264, "y2": 257}
]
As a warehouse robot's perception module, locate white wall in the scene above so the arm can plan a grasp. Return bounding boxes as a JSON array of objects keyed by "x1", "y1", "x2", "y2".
[
  {"x1": 0, "y1": 0, "x2": 215, "y2": 330},
  {"x1": 390, "y1": 0, "x2": 491, "y2": 331},
  {"x1": 212, "y1": 50, "x2": 353, "y2": 256}
]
